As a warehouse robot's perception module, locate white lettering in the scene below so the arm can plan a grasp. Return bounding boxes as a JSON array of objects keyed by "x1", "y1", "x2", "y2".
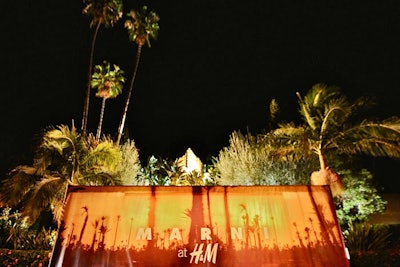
[
  {"x1": 189, "y1": 243, "x2": 218, "y2": 264},
  {"x1": 136, "y1": 228, "x2": 152, "y2": 240},
  {"x1": 203, "y1": 243, "x2": 218, "y2": 264},
  {"x1": 169, "y1": 228, "x2": 182, "y2": 240},
  {"x1": 231, "y1": 227, "x2": 243, "y2": 240},
  {"x1": 190, "y1": 243, "x2": 204, "y2": 264},
  {"x1": 177, "y1": 248, "x2": 188, "y2": 258},
  {"x1": 200, "y1": 227, "x2": 212, "y2": 240}
]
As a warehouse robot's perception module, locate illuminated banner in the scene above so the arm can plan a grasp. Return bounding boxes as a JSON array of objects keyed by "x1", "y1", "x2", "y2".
[{"x1": 50, "y1": 186, "x2": 349, "y2": 266}]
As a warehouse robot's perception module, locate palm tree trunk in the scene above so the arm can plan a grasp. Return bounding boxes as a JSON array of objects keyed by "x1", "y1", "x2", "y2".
[
  {"x1": 82, "y1": 21, "x2": 101, "y2": 137},
  {"x1": 313, "y1": 149, "x2": 344, "y2": 195},
  {"x1": 116, "y1": 44, "x2": 143, "y2": 145},
  {"x1": 96, "y1": 98, "x2": 107, "y2": 140},
  {"x1": 317, "y1": 149, "x2": 327, "y2": 170}
]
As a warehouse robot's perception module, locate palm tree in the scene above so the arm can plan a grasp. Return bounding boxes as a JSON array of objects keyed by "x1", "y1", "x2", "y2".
[
  {"x1": 0, "y1": 124, "x2": 124, "y2": 224},
  {"x1": 270, "y1": 83, "x2": 400, "y2": 195},
  {"x1": 81, "y1": 0, "x2": 123, "y2": 136},
  {"x1": 116, "y1": 6, "x2": 160, "y2": 145},
  {"x1": 91, "y1": 61, "x2": 125, "y2": 140}
]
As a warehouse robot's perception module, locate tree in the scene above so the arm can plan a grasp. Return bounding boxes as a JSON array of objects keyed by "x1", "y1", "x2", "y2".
[
  {"x1": 214, "y1": 131, "x2": 315, "y2": 186},
  {"x1": 270, "y1": 83, "x2": 400, "y2": 195},
  {"x1": 0, "y1": 124, "x2": 126, "y2": 224},
  {"x1": 116, "y1": 6, "x2": 160, "y2": 145},
  {"x1": 335, "y1": 169, "x2": 387, "y2": 228},
  {"x1": 118, "y1": 139, "x2": 141, "y2": 185},
  {"x1": 91, "y1": 61, "x2": 125, "y2": 140},
  {"x1": 81, "y1": 0, "x2": 123, "y2": 136}
]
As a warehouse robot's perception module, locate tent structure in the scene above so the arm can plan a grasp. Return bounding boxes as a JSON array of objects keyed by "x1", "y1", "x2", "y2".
[{"x1": 49, "y1": 185, "x2": 349, "y2": 266}]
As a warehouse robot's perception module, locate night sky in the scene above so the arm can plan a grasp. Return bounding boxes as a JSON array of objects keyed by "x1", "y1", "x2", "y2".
[{"x1": 2, "y1": 1, "x2": 399, "y2": 190}]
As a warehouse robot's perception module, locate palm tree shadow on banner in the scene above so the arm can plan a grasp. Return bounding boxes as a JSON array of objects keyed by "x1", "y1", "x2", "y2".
[{"x1": 49, "y1": 185, "x2": 350, "y2": 267}]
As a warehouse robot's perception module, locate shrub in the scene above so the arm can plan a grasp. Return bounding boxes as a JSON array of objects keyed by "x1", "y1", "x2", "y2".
[
  {"x1": 214, "y1": 131, "x2": 314, "y2": 185},
  {"x1": 0, "y1": 249, "x2": 51, "y2": 267},
  {"x1": 334, "y1": 169, "x2": 387, "y2": 229},
  {"x1": 344, "y1": 222, "x2": 392, "y2": 251},
  {"x1": 118, "y1": 139, "x2": 141, "y2": 184},
  {"x1": 0, "y1": 207, "x2": 56, "y2": 250}
]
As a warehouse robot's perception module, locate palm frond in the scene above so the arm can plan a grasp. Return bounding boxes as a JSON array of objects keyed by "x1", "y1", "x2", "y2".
[
  {"x1": 297, "y1": 83, "x2": 342, "y2": 131},
  {"x1": 83, "y1": 141, "x2": 122, "y2": 173},
  {"x1": 307, "y1": 83, "x2": 341, "y2": 109},
  {"x1": 83, "y1": 172, "x2": 122, "y2": 186},
  {"x1": 0, "y1": 166, "x2": 38, "y2": 206},
  {"x1": 297, "y1": 91, "x2": 317, "y2": 130},
  {"x1": 35, "y1": 125, "x2": 84, "y2": 181},
  {"x1": 125, "y1": 6, "x2": 160, "y2": 47},
  {"x1": 83, "y1": 0, "x2": 123, "y2": 28},
  {"x1": 320, "y1": 97, "x2": 352, "y2": 140},
  {"x1": 335, "y1": 117, "x2": 400, "y2": 158},
  {"x1": 22, "y1": 175, "x2": 64, "y2": 223},
  {"x1": 92, "y1": 61, "x2": 125, "y2": 99},
  {"x1": 271, "y1": 123, "x2": 314, "y2": 159}
]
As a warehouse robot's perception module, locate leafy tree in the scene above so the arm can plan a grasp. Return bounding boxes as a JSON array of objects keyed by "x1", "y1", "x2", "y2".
[
  {"x1": 213, "y1": 85, "x2": 394, "y2": 228},
  {"x1": 138, "y1": 156, "x2": 175, "y2": 186},
  {"x1": 214, "y1": 131, "x2": 315, "y2": 185},
  {"x1": 118, "y1": 139, "x2": 141, "y2": 184},
  {"x1": 138, "y1": 155, "x2": 213, "y2": 186},
  {"x1": 269, "y1": 83, "x2": 400, "y2": 195},
  {"x1": 81, "y1": 0, "x2": 123, "y2": 136},
  {"x1": 0, "y1": 124, "x2": 136, "y2": 224},
  {"x1": 116, "y1": 6, "x2": 160, "y2": 145},
  {"x1": 0, "y1": 206, "x2": 56, "y2": 250},
  {"x1": 91, "y1": 61, "x2": 125, "y2": 140},
  {"x1": 335, "y1": 169, "x2": 387, "y2": 228}
]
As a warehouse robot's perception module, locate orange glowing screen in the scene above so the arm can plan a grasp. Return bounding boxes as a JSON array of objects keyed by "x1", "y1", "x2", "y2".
[{"x1": 49, "y1": 186, "x2": 349, "y2": 266}]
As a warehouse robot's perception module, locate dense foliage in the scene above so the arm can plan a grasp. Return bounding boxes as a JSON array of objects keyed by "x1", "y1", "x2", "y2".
[
  {"x1": 2, "y1": 0, "x2": 400, "y2": 264},
  {"x1": 345, "y1": 224, "x2": 400, "y2": 267},
  {"x1": 0, "y1": 207, "x2": 55, "y2": 250},
  {"x1": 335, "y1": 169, "x2": 387, "y2": 228},
  {"x1": 0, "y1": 125, "x2": 141, "y2": 225},
  {"x1": 214, "y1": 131, "x2": 314, "y2": 185}
]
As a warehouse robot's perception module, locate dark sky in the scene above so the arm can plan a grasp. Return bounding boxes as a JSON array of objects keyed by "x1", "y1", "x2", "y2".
[{"x1": 2, "y1": 1, "x2": 399, "y2": 189}]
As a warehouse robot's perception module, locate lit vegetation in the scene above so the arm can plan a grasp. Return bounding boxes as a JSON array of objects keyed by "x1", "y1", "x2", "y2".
[
  {"x1": 81, "y1": 0, "x2": 124, "y2": 136},
  {"x1": 214, "y1": 131, "x2": 313, "y2": 185},
  {"x1": 0, "y1": 125, "x2": 141, "y2": 224},
  {"x1": 344, "y1": 221, "x2": 392, "y2": 251},
  {"x1": 266, "y1": 83, "x2": 400, "y2": 196},
  {"x1": 212, "y1": 83, "x2": 400, "y2": 228},
  {"x1": 1, "y1": 1, "x2": 399, "y2": 264},
  {"x1": 117, "y1": 5, "x2": 160, "y2": 144},
  {"x1": 91, "y1": 61, "x2": 125, "y2": 140}
]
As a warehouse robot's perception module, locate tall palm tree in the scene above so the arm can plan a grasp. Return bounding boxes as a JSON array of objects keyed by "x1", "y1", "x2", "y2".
[
  {"x1": 270, "y1": 83, "x2": 400, "y2": 195},
  {"x1": 0, "y1": 124, "x2": 123, "y2": 224},
  {"x1": 116, "y1": 6, "x2": 160, "y2": 145},
  {"x1": 81, "y1": 0, "x2": 123, "y2": 136},
  {"x1": 91, "y1": 61, "x2": 125, "y2": 140}
]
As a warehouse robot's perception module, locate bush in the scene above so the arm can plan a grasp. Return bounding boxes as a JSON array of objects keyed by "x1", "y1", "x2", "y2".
[
  {"x1": 344, "y1": 222, "x2": 392, "y2": 251},
  {"x1": 214, "y1": 131, "x2": 314, "y2": 185},
  {"x1": 344, "y1": 222, "x2": 400, "y2": 267},
  {"x1": 0, "y1": 207, "x2": 56, "y2": 250},
  {"x1": 334, "y1": 169, "x2": 387, "y2": 229},
  {"x1": 0, "y1": 249, "x2": 51, "y2": 266}
]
